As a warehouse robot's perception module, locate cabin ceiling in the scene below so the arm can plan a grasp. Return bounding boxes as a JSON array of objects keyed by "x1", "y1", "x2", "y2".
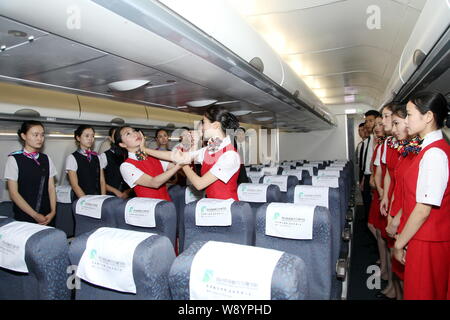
[
  {"x1": 227, "y1": 0, "x2": 426, "y2": 109},
  {"x1": 0, "y1": 0, "x2": 426, "y2": 132}
]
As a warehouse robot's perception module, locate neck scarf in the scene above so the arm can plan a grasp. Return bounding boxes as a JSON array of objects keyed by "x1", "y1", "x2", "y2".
[
  {"x1": 23, "y1": 151, "x2": 40, "y2": 166},
  {"x1": 78, "y1": 149, "x2": 98, "y2": 162},
  {"x1": 207, "y1": 137, "x2": 223, "y2": 153},
  {"x1": 135, "y1": 149, "x2": 148, "y2": 161}
]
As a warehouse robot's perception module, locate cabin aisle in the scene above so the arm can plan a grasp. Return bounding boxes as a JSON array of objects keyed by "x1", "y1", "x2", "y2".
[{"x1": 348, "y1": 204, "x2": 389, "y2": 300}]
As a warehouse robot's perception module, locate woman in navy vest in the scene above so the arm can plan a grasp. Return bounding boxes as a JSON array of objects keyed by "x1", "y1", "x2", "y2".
[
  {"x1": 65, "y1": 125, "x2": 106, "y2": 199},
  {"x1": 4, "y1": 121, "x2": 57, "y2": 225},
  {"x1": 99, "y1": 127, "x2": 131, "y2": 198}
]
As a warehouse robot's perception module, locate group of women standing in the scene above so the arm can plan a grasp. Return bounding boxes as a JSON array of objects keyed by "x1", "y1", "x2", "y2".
[
  {"x1": 4, "y1": 93, "x2": 450, "y2": 300},
  {"x1": 366, "y1": 91, "x2": 450, "y2": 300},
  {"x1": 4, "y1": 105, "x2": 242, "y2": 223}
]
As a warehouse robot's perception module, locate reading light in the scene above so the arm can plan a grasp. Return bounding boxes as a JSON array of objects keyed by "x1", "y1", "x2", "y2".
[
  {"x1": 108, "y1": 79, "x2": 150, "y2": 91},
  {"x1": 186, "y1": 99, "x2": 218, "y2": 108}
]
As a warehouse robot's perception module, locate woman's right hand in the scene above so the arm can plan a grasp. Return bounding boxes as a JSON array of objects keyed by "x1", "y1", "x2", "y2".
[
  {"x1": 139, "y1": 131, "x2": 146, "y2": 151},
  {"x1": 33, "y1": 213, "x2": 47, "y2": 224},
  {"x1": 380, "y1": 197, "x2": 389, "y2": 216}
]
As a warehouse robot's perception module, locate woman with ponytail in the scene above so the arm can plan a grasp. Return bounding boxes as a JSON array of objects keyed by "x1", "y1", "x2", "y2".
[{"x1": 393, "y1": 91, "x2": 450, "y2": 300}]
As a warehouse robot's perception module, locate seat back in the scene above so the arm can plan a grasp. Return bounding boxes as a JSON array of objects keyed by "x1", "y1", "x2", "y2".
[
  {"x1": 287, "y1": 185, "x2": 342, "y2": 299},
  {"x1": 114, "y1": 197, "x2": 177, "y2": 248},
  {"x1": 55, "y1": 186, "x2": 75, "y2": 238},
  {"x1": 169, "y1": 240, "x2": 309, "y2": 300},
  {"x1": 72, "y1": 195, "x2": 116, "y2": 236},
  {"x1": 259, "y1": 175, "x2": 299, "y2": 202},
  {"x1": 168, "y1": 185, "x2": 204, "y2": 252},
  {"x1": 0, "y1": 201, "x2": 13, "y2": 218},
  {"x1": 0, "y1": 218, "x2": 71, "y2": 300},
  {"x1": 182, "y1": 199, "x2": 254, "y2": 252},
  {"x1": 237, "y1": 183, "x2": 282, "y2": 216},
  {"x1": 255, "y1": 203, "x2": 332, "y2": 300},
  {"x1": 69, "y1": 227, "x2": 175, "y2": 300}
]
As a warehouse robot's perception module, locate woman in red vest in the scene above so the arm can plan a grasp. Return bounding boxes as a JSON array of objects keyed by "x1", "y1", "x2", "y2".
[
  {"x1": 394, "y1": 91, "x2": 450, "y2": 300},
  {"x1": 144, "y1": 106, "x2": 241, "y2": 200},
  {"x1": 115, "y1": 126, "x2": 182, "y2": 201}
]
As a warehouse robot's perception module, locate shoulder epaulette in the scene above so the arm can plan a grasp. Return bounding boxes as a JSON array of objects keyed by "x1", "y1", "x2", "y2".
[{"x1": 8, "y1": 150, "x2": 23, "y2": 156}]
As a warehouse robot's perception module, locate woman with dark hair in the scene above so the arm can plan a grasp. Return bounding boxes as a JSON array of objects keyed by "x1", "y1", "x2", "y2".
[
  {"x1": 155, "y1": 129, "x2": 171, "y2": 151},
  {"x1": 114, "y1": 126, "x2": 182, "y2": 200},
  {"x1": 393, "y1": 91, "x2": 450, "y2": 300},
  {"x1": 99, "y1": 127, "x2": 131, "y2": 198},
  {"x1": 144, "y1": 106, "x2": 241, "y2": 200},
  {"x1": 65, "y1": 125, "x2": 106, "y2": 199},
  {"x1": 4, "y1": 121, "x2": 57, "y2": 225}
]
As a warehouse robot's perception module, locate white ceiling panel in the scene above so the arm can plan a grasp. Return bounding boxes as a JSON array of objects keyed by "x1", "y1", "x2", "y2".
[{"x1": 230, "y1": 0, "x2": 425, "y2": 111}]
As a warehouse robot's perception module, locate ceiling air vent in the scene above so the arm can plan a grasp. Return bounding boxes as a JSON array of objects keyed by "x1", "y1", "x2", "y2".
[
  {"x1": 413, "y1": 49, "x2": 426, "y2": 67},
  {"x1": 14, "y1": 108, "x2": 40, "y2": 117},
  {"x1": 249, "y1": 57, "x2": 264, "y2": 73}
]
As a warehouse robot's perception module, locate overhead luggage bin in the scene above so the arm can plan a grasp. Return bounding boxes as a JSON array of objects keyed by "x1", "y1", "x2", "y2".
[{"x1": 0, "y1": 0, "x2": 335, "y2": 131}]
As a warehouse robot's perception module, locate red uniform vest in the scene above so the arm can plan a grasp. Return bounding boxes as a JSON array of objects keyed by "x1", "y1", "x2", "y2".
[
  {"x1": 385, "y1": 141, "x2": 400, "y2": 204},
  {"x1": 125, "y1": 156, "x2": 171, "y2": 201},
  {"x1": 400, "y1": 139, "x2": 450, "y2": 241},
  {"x1": 201, "y1": 144, "x2": 239, "y2": 201}
]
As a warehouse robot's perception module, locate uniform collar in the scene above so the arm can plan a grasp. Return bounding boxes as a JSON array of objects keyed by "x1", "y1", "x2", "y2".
[
  {"x1": 421, "y1": 130, "x2": 443, "y2": 150},
  {"x1": 128, "y1": 152, "x2": 138, "y2": 160},
  {"x1": 23, "y1": 148, "x2": 39, "y2": 158}
]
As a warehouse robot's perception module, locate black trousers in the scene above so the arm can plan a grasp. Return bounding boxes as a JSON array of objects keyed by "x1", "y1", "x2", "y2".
[{"x1": 361, "y1": 174, "x2": 372, "y2": 223}]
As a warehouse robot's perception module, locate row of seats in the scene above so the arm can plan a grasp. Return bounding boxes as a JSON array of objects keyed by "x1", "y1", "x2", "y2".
[
  {"x1": 0, "y1": 217, "x2": 308, "y2": 300},
  {"x1": 0, "y1": 159, "x2": 355, "y2": 300}
]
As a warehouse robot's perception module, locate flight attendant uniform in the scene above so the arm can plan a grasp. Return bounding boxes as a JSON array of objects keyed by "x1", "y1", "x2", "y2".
[
  {"x1": 99, "y1": 146, "x2": 129, "y2": 195},
  {"x1": 190, "y1": 136, "x2": 240, "y2": 200},
  {"x1": 120, "y1": 152, "x2": 171, "y2": 201},
  {"x1": 4, "y1": 149, "x2": 57, "y2": 225},
  {"x1": 398, "y1": 130, "x2": 450, "y2": 300},
  {"x1": 66, "y1": 149, "x2": 105, "y2": 200},
  {"x1": 389, "y1": 139, "x2": 416, "y2": 280},
  {"x1": 368, "y1": 141, "x2": 383, "y2": 229},
  {"x1": 372, "y1": 137, "x2": 388, "y2": 236}
]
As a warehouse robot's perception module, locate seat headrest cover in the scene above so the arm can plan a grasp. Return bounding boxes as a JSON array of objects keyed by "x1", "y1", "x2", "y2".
[
  {"x1": 125, "y1": 197, "x2": 162, "y2": 228},
  {"x1": 189, "y1": 241, "x2": 283, "y2": 300},
  {"x1": 318, "y1": 170, "x2": 340, "y2": 178},
  {"x1": 76, "y1": 227, "x2": 155, "y2": 294},
  {"x1": 185, "y1": 186, "x2": 204, "y2": 204},
  {"x1": 328, "y1": 164, "x2": 345, "y2": 169},
  {"x1": 195, "y1": 199, "x2": 234, "y2": 226},
  {"x1": 75, "y1": 195, "x2": 114, "y2": 219},
  {"x1": 312, "y1": 176, "x2": 339, "y2": 188},
  {"x1": 262, "y1": 167, "x2": 279, "y2": 176},
  {"x1": 294, "y1": 185, "x2": 329, "y2": 208},
  {"x1": 247, "y1": 171, "x2": 264, "y2": 183},
  {"x1": 263, "y1": 176, "x2": 289, "y2": 192},
  {"x1": 265, "y1": 203, "x2": 315, "y2": 240},
  {"x1": 56, "y1": 185, "x2": 73, "y2": 203},
  {"x1": 238, "y1": 183, "x2": 269, "y2": 203},
  {"x1": 0, "y1": 221, "x2": 52, "y2": 273}
]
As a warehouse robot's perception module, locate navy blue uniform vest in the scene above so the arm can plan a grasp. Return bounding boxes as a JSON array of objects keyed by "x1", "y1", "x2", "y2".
[
  {"x1": 12, "y1": 153, "x2": 51, "y2": 223},
  {"x1": 72, "y1": 151, "x2": 101, "y2": 198}
]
